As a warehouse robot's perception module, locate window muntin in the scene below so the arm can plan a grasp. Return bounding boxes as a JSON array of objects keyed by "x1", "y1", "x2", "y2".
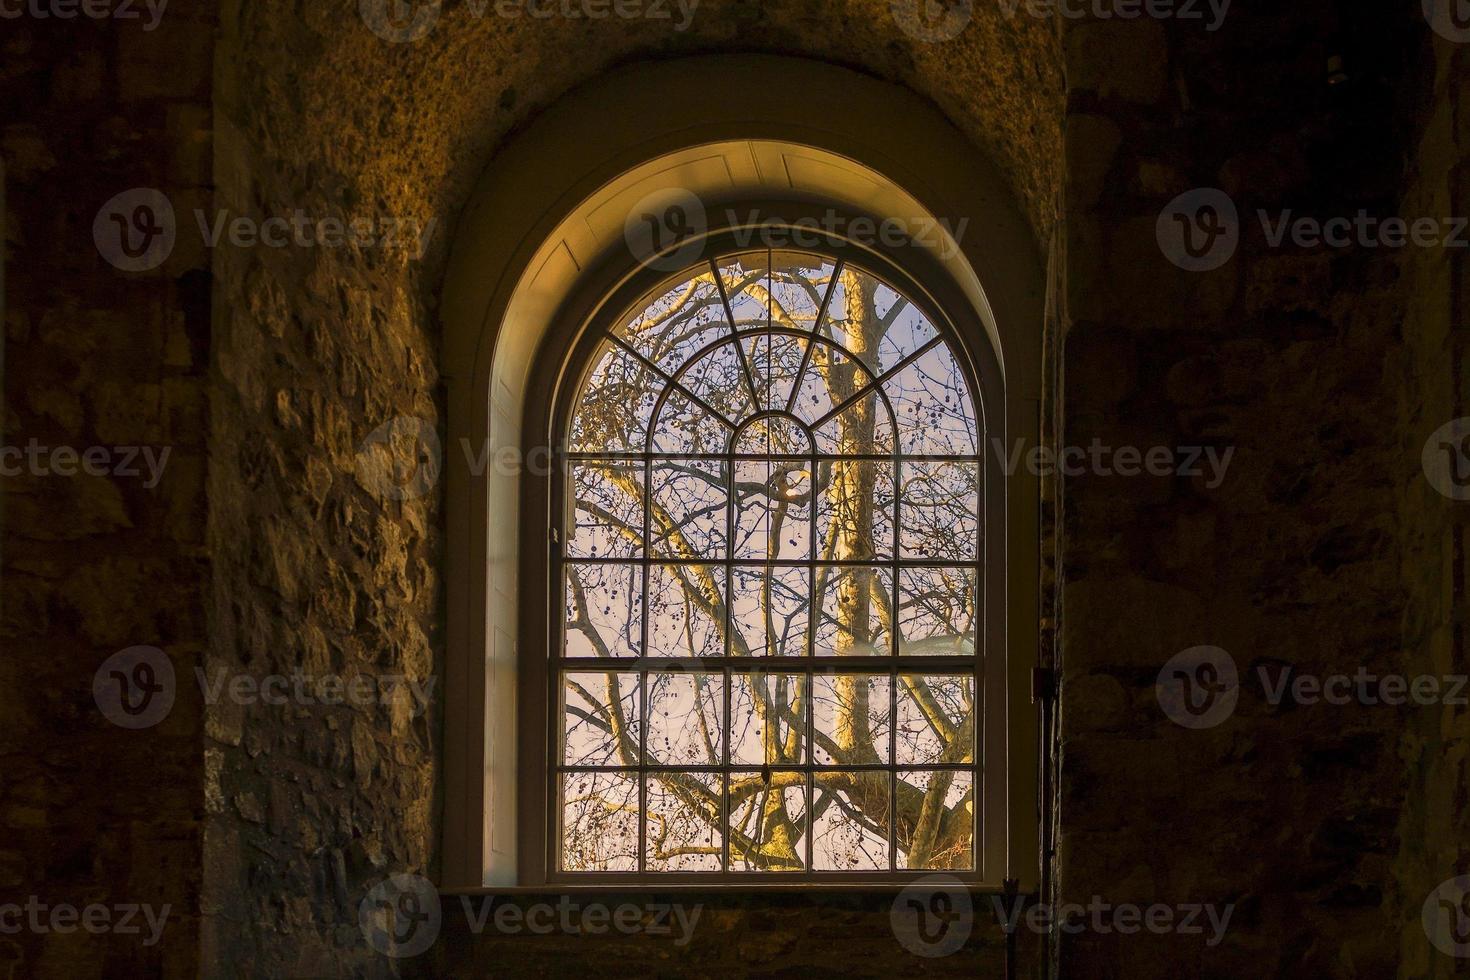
[{"x1": 558, "y1": 249, "x2": 984, "y2": 878}]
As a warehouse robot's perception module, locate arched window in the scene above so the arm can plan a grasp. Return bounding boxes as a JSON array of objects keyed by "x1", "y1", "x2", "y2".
[
  {"x1": 437, "y1": 56, "x2": 1043, "y2": 894},
  {"x1": 554, "y1": 249, "x2": 985, "y2": 878}
]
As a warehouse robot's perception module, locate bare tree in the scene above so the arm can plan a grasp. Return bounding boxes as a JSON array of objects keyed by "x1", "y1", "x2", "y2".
[{"x1": 561, "y1": 253, "x2": 979, "y2": 874}]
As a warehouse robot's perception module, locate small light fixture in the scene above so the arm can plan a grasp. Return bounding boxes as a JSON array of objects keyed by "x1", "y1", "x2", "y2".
[{"x1": 1327, "y1": 55, "x2": 1349, "y2": 86}]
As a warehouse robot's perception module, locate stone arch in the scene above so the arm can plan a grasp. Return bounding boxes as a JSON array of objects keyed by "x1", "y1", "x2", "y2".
[{"x1": 436, "y1": 53, "x2": 1045, "y2": 888}]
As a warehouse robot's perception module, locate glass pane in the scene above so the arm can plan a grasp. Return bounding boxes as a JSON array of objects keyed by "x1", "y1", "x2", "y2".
[
  {"x1": 647, "y1": 672, "x2": 724, "y2": 766},
  {"x1": 897, "y1": 770, "x2": 974, "y2": 871},
  {"x1": 815, "y1": 566, "x2": 892, "y2": 657},
  {"x1": 730, "y1": 672, "x2": 807, "y2": 765},
  {"x1": 813, "y1": 388, "x2": 894, "y2": 456},
  {"x1": 770, "y1": 251, "x2": 836, "y2": 332},
  {"x1": 896, "y1": 674, "x2": 975, "y2": 766},
  {"x1": 646, "y1": 773, "x2": 724, "y2": 871},
  {"x1": 566, "y1": 461, "x2": 642, "y2": 559},
  {"x1": 900, "y1": 462, "x2": 980, "y2": 560},
  {"x1": 564, "y1": 563, "x2": 641, "y2": 659},
  {"x1": 681, "y1": 340, "x2": 755, "y2": 424},
  {"x1": 896, "y1": 567, "x2": 976, "y2": 657},
  {"x1": 614, "y1": 268, "x2": 729, "y2": 374},
  {"x1": 569, "y1": 343, "x2": 661, "y2": 452},
  {"x1": 649, "y1": 458, "x2": 726, "y2": 558},
  {"x1": 815, "y1": 458, "x2": 894, "y2": 561},
  {"x1": 730, "y1": 566, "x2": 810, "y2": 658},
  {"x1": 819, "y1": 267, "x2": 937, "y2": 376},
  {"x1": 728, "y1": 774, "x2": 808, "y2": 872},
  {"x1": 872, "y1": 280, "x2": 940, "y2": 375},
  {"x1": 560, "y1": 771, "x2": 638, "y2": 871},
  {"x1": 734, "y1": 460, "x2": 814, "y2": 562},
  {"x1": 647, "y1": 563, "x2": 725, "y2": 658},
  {"x1": 715, "y1": 252, "x2": 771, "y2": 332},
  {"x1": 812, "y1": 771, "x2": 892, "y2": 871},
  {"x1": 732, "y1": 416, "x2": 809, "y2": 456},
  {"x1": 561, "y1": 670, "x2": 640, "y2": 767},
  {"x1": 763, "y1": 333, "x2": 809, "y2": 414},
  {"x1": 791, "y1": 341, "x2": 875, "y2": 425},
  {"x1": 883, "y1": 341, "x2": 978, "y2": 456},
  {"x1": 814, "y1": 674, "x2": 891, "y2": 765},
  {"x1": 652, "y1": 389, "x2": 731, "y2": 454}
]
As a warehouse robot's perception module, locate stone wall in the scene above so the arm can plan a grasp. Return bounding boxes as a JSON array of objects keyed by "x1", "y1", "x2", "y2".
[
  {"x1": 1055, "y1": 4, "x2": 1463, "y2": 978},
  {"x1": 201, "y1": 2, "x2": 1063, "y2": 975},
  {"x1": 1388, "y1": 29, "x2": 1470, "y2": 980},
  {"x1": 3, "y1": 2, "x2": 1466, "y2": 978},
  {"x1": 0, "y1": 7, "x2": 215, "y2": 979}
]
